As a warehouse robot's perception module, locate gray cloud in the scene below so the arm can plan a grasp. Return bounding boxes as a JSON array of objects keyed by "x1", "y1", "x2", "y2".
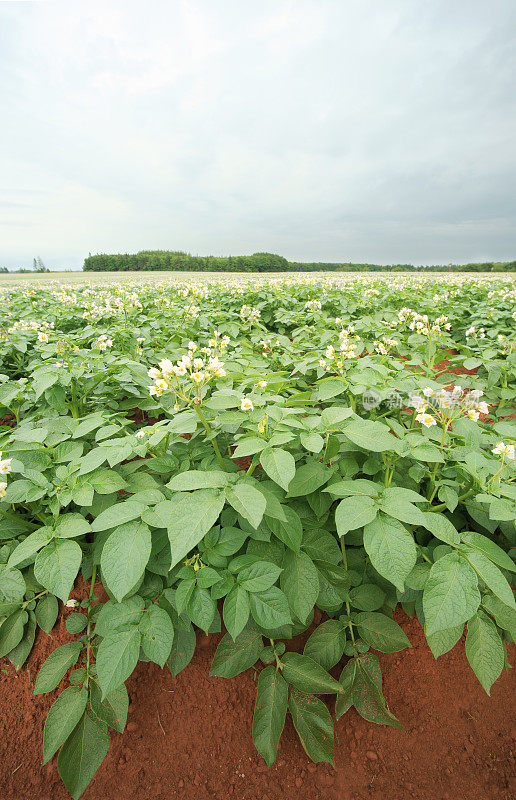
[{"x1": 1, "y1": 0, "x2": 515, "y2": 268}]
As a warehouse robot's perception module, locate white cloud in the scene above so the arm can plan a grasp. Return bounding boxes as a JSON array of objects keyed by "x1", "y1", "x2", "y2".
[{"x1": 0, "y1": 0, "x2": 515, "y2": 268}]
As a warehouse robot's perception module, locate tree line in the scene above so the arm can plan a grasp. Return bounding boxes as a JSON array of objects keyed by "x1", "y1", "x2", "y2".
[{"x1": 83, "y1": 250, "x2": 516, "y2": 273}]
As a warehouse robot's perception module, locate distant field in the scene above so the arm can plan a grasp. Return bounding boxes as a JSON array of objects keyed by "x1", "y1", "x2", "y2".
[{"x1": 0, "y1": 270, "x2": 514, "y2": 285}]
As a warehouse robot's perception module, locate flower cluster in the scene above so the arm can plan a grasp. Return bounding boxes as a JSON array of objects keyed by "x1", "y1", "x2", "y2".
[
  {"x1": 304, "y1": 300, "x2": 322, "y2": 312},
  {"x1": 391, "y1": 309, "x2": 451, "y2": 336},
  {"x1": 92, "y1": 334, "x2": 113, "y2": 351},
  {"x1": 466, "y1": 326, "x2": 486, "y2": 339},
  {"x1": 410, "y1": 386, "x2": 489, "y2": 427},
  {"x1": 240, "y1": 305, "x2": 261, "y2": 323},
  {"x1": 319, "y1": 327, "x2": 361, "y2": 372},
  {"x1": 374, "y1": 336, "x2": 399, "y2": 355},
  {"x1": 0, "y1": 451, "x2": 13, "y2": 499},
  {"x1": 147, "y1": 337, "x2": 228, "y2": 402},
  {"x1": 492, "y1": 442, "x2": 515, "y2": 461}
]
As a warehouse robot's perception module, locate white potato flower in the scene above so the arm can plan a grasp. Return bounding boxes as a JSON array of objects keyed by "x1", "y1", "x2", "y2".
[
  {"x1": 241, "y1": 398, "x2": 254, "y2": 411},
  {"x1": 415, "y1": 412, "x2": 437, "y2": 428},
  {"x1": 492, "y1": 442, "x2": 515, "y2": 460},
  {"x1": 0, "y1": 481, "x2": 7, "y2": 498}
]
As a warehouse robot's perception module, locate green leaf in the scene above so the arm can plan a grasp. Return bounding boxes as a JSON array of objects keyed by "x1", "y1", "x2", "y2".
[
  {"x1": 7, "y1": 529, "x2": 51, "y2": 568},
  {"x1": 280, "y1": 551, "x2": 319, "y2": 624},
  {"x1": 482, "y1": 595, "x2": 516, "y2": 640},
  {"x1": 0, "y1": 609, "x2": 28, "y2": 658},
  {"x1": 166, "y1": 619, "x2": 196, "y2": 678},
  {"x1": 349, "y1": 583, "x2": 386, "y2": 612},
  {"x1": 237, "y1": 561, "x2": 282, "y2": 593},
  {"x1": 43, "y1": 686, "x2": 88, "y2": 764},
  {"x1": 423, "y1": 552, "x2": 481, "y2": 636},
  {"x1": 101, "y1": 521, "x2": 152, "y2": 602},
  {"x1": 96, "y1": 628, "x2": 141, "y2": 699},
  {"x1": 223, "y1": 585, "x2": 250, "y2": 640},
  {"x1": 343, "y1": 419, "x2": 398, "y2": 452},
  {"x1": 7, "y1": 611, "x2": 36, "y2": 669},
  {"x1": 287, "y1": 462, "x2": 331, "y2": 497},
  {"x1": 35, "y1": 594, "x2": 59, "y2": 633},
  {"x1": 260, "y1": 447, "x2": 296, "y2": 491},
  {"x1": 34, "y1": 643, "x2": 83, "y2": 695},
  {"x1": 57, "y1": 710, "x2": 110, "y2": 800},
  {"x1": 90, "y1": 681, "x2": 129, "y2": 733},
  {"x1": 88, "y1": 469, "x2": 128, "y2": 494},
  {"x1": 166, "y1": 470, "x2": 228, "y2": 491},
  {"x1": 363, "y1": 514, "x2": 417, "y2": 593},
  {"x1": 288, "y1": 689, "x2": 335, "y2": 765},
  {"x1": 94, "y1": 597, "x2": 145, "y2": 637},
  {"x1": 249, "y1": 587, "x2": 291, "y2": 630},
  {"x1": 139, "y1": 604, "x2": 174, "y2": 667},
  {"x1": 335, "y1": 495, "x2": 377, "y2": 536},
  {"x1": 66, "y1": 613, "x2": 87, "y2": 634},
  {"x1": 226, "y1": 483, "x2": 266, "y2": 529},
  {"x1": 210, "y1": 624, "x2": 264, "y2": 678},
  {"x1": 266, "y1": 506, "x2": 303, "y2": 552},
  {"x1": 460, "y1": 531, "x2": 516, "y2": 573},
  {"x1": 465, "y1": 611, "x2": 505, "y2": 695},
  {"x1": 186, "y1": 585, "x2": 216, "y2": 633},
  {"x1": 91, "y1": 501, "x2": 146, "y2": 532},
  {"x1": 463, "y1": 549, "x2": 516, "y2": 610},
  {"x1": 352, "y1": 653, "x2": 402, "y2": 728},
  {"x1": 166, "y1": 490, "x2": 225, "y2": 569},
  {"x1": 252, "y1": 666, "x2": 288, "y2": 767},
  {"x1": 34, "y1": 539, "x2": 82, "y2": 602},
  {"x1": 280, "y1": 651, "x2": 342, "y2": 694},
  {"x1": 54, "y1": 514, "x2": 91, "y2": 539},
  {"x1": 420, "y1": 512, "x2": 461, "y2": 546},
  {"x1": 303, "y1": 619, "x2": 346, "y2": 669},
  {"x1": 355, "y1": 612, "x2": 411, "y2": 653},
  {"x1": 426, "y1": 624, "x2": 464, "y2": 659}
]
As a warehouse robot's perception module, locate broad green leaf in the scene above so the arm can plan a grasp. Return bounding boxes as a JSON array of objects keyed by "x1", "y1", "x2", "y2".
[
  {"x1": 90, "y1": 681, "x2": 129, "y2": 733},
  {"x1": 260, "y1": 447, "x2": 295, "y2": 491},
  {"x1": 288, "y1": 689, "x2": 335, "y2": 765},
  {"x1": 465, "y1": 611, "x2": 504, "y2": 695},
  {"x1": 249, "y1": 587, "x2": 291, "y2": 630},
  {"x1": 43, "y1": 686, "x2": 88, "y2": 764},
  {"x1": 35, "y1": 594, "x2": 59, "y2": 633},
  {"x1": 363, "y1": 514, "x2": 417, "y2": 592},
  {"x1": 280, "y1": 551, "x2": 319, "y2": 624},
  {"x1": 34, "y1": 539, "x2": 82, "y2": 602},
  {"x1": 460, "y1": 531, "x2": 516, "y2": 573},
  {"x1": 426, "y1": 624, "x2": 463, "y2": 659},
  {"x1": 463, "y1": 549, "x2": 515, "y2": 610},
  {"x1": 280, "y1": 651, "x2": 342, "y2": 694},
  {"x1": 166, "y1": 619, "x2": 196, "y2": 678},
  {"x1": 482, "y1": 595, "x2": 516, "y2": 640},
  {"x1": 88, "y1": 469, "x2": 128, "y2": 494},
  {"x1": 287, "y1": 462, "x2": 331, "y2": 497},
  {"x1": 303, "y1": 619, "x2": 346, "y2": 669},
  {"x1": 101, "y1": 522, "x2": 152, "y2": 602},
  {"x1": 420, "y1": 512, "x2": 461, "y2": 546},
  {"x1": 238, "y1": 561, "x2": 282, "y2": 593},
  {"x1": 210, "y1": 624, "x2": 264, "y2": 678},
  {"x1": 34, "y1": 643, "x2": 83, "y2": 695},
  {"x1": 252, "y1": 666, "x2": 288, "y2": 766},
  {"x1": 96, "y1": 628, "x2": 141, "y2": 699},
  {"x1": 0, "y1": 609, "x2": 28, "y2": 658},
  {"x1": 7, "y1": 529, "x2": 51, "y2": 568},
  {"x1": 57, "y1": 710, "x2": 110, "y2": 800},
  {"x1": 166, "y1": 470, "x2": 228, "y2": 491},
  {"x1": 349, "y1": 583, "x2": 386, "y2": 612},
  {"x1": 167, "y1": 490, "x2": 225, "y2": 569},
  {"x1": 91, "y1": 501, "x2": 146, "y2": 532},
  {"x1": 352, "y1": 653, "x2": 402, "y2": 729},
  {"x1": 94, "y1": 597, "x2": 145, "y2": 637},
  {"x1": 343, "y1": 419, "x2": 398, "y2": 452},
  {"x1": 335, "y1": 495, "x2": 377, "y2": 536},
  {"x1": 223, "y1": 585, "x2": 250, "y2": 640},
  {"x1": 54, "y1": 514, "x2": 91, "y2": 539},
  {"x1": 355, "y1": 612, "x2": 411, "y2": 653},
  {"x1": 186, "y1": 585, "x2": 216, "y2": 634},
  {"x1": 139, "y1": 604, "x2": 174, "y2": 667},
  {"x1": 423, "y1": 552, "x2": 481, "y2": 636},
  {"x1": 266, "y1": 506, "x2": 303, "y2": 552},
  {"x1": 225, "y1": 483, "x2": 266, "y2": 529}
]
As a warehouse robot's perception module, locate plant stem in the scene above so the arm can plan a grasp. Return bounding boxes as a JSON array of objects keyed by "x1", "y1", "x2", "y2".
[
  {"x1": 85, "y1": 564, "x2": 97, "y2": 690},
  {"x1": 194, "y1": 405, "x2": 226, "y2": 471}
]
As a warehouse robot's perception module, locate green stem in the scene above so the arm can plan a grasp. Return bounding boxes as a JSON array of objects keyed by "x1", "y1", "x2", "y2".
[
  {"x1": 85, "y1": 564, "x2": 97, "y2": 690},
  {"x1": 340, "y1": 537, "x2": 356, "y2": 649},
  {"x1": 194, "y1": 405, "x2": 227, "y2": 471}
]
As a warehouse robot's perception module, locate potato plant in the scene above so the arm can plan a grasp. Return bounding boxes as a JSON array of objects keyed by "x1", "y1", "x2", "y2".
[{"x1": 0, "y1": 275, "x2": 514, "y2": 798}]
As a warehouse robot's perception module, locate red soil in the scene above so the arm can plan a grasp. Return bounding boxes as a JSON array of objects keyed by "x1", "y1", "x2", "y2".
[{"x1": 1, "y1": 583, "x2": 514, "y2": 800}]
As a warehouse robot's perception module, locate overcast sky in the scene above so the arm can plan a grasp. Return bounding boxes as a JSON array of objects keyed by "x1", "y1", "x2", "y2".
[{"x1": 1, "y1": 0, "x2": 515, "y2": 269}]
